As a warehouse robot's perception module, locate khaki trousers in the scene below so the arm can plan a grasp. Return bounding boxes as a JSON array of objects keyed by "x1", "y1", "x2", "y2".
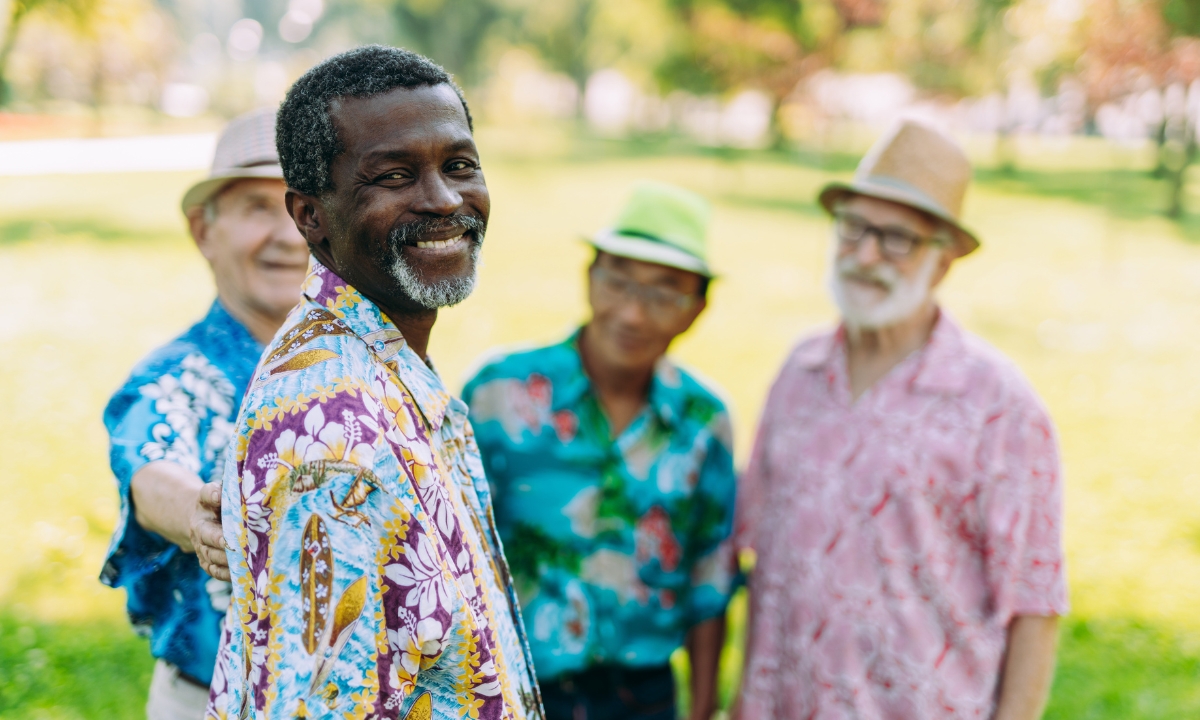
[{"x1": 146, "y1": 659, "x2": 210, "y2": 720}]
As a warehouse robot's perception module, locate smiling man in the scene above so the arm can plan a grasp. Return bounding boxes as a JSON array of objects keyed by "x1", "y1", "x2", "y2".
[
  {"x1": 733, "y1": 120, "x2": 1067, "y2": 720},
  {"x1": 462, "y1": 182, "x2": 737, "y2": 720},
  {"x1": 204, "y1": 46, "x2": 542, "y2": 720},
  {"x1": 101, "y1": 108, "x2": 308, "y2": 720}
]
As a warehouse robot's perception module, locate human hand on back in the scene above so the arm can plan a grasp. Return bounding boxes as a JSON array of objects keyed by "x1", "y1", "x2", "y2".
[{"x1": 190, "y1": 481, "x2": 230, "y2": 581}]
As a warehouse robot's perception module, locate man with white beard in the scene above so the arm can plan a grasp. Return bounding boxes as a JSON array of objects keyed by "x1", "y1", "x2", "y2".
[{"x1": 732, "y1": 119, "x2": 1067, "y2": 720}]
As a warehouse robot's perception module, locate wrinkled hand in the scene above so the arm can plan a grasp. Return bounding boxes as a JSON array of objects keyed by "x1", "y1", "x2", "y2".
[{"x1": 190, "y1": 481, "x2": 230, "y2": 581}]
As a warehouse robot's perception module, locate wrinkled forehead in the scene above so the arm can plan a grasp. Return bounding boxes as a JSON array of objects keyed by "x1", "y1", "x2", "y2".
[
  {"x1": 328, "y1": 85, "x2": 473, "y2": 163},
  {"x1": 839, "y1": 194, "x2": 938, "y2": 234}
]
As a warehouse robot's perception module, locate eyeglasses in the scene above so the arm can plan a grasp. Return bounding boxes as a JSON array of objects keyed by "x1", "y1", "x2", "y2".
[
  {"x1": 589, "y1": 265, "x2": 698, "y2": 321},
  {"x1": 834, "y1": 212, "x2": 943, "y2": 260}
]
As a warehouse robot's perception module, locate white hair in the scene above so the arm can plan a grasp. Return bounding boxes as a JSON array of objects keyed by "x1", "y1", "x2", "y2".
[{"x1": 827, "y1": 230, "x2": 944, "y2": 330}]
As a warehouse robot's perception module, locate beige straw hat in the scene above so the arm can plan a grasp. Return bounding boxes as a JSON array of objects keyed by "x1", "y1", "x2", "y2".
[
  {"x1": 181, "y1": 107, "x2": 283, "y2": 214},
  {"x1": 817, "y1": 119, "x2": 980, "y2": 256}
]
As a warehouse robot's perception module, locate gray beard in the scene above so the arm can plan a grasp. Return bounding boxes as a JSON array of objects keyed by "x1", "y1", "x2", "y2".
[{"x1": 387, "y1": 239, "x2": 482, "y2": 310}]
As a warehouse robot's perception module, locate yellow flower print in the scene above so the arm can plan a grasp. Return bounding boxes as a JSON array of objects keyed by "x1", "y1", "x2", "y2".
[{"x1": 311, "y1": 385, "x2": 337, "y2": 403}]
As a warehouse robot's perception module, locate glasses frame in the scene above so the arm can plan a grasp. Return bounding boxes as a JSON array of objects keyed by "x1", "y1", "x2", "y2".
[
  {"x1": 833, "y1": 211, "x2": 946, "y2": 261},
  {"x1": 588, "y1": 264, "x2": 699, "y2": 322}
]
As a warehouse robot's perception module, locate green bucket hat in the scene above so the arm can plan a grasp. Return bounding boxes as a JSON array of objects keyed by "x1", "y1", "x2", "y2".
[{"x1": 588, "y1": 181, "x2": 715, "y2": 278}]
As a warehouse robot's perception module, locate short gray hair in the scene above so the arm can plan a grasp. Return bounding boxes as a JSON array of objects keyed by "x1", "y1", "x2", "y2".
[{"x1": 276, "y1": 45, "x2": 472, "y2": 198}]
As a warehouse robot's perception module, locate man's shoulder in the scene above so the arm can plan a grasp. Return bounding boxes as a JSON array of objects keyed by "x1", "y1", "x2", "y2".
[
  {"x1": 933, "y1": 320, "x2": 1050, "y2": 420},
  {"x1": 462, "y1": 338, "x2": 575, "y2": 397},
  {"x1": 661, "y1": 359, "x2": 731, "y2": 417}
]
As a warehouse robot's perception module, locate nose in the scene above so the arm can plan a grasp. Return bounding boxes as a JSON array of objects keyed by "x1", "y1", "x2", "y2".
[
  {"x1": 852, "y1": 230, "x2": 884, "y2": 266},
  {"x1": 410, "y1": 171, "x2": 463, "y2": 216}
]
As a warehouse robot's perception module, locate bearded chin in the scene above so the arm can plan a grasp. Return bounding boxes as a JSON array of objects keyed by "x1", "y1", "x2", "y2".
[
  {"x1": 828, "y1": 251, "x2": 940, "y2": 330},
  {"x1": 387, "y1": 240, "x2": 482, "y2": 310}
]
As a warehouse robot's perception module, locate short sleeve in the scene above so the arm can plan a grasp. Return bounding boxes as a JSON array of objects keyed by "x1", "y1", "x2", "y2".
[
  {"x1": 734, "y1": 408, "x2": 771, "y2": 557},
  {"x1": 686, "y1": 410, "x2": 740, "y2": 625},
  {"x1": 978, "y1": 397, "x2": 1069, "y2": 621},
  {"x1": 100, "y1": 369, "x2": 205, "y2": 588}
]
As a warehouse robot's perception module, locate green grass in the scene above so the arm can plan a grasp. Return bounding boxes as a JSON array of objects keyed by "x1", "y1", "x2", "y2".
[
  {"x1": 0, "y1": 613, "x2": 153, "y2": 719},
  {"x1": 2, "y1": 611, "x2": 1197, "y2": 719}
]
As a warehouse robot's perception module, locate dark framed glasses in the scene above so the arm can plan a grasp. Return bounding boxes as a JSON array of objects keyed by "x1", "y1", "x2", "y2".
[{"x1": 834, "y1": 211, "x2": 944, "y2": 260}]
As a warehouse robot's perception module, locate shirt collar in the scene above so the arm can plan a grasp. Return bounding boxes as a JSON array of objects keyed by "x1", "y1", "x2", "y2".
[
  {"x1": 796, "y1": 309, "x2": 970, "y2": 396},
  {"x1": 301, "y1": 259, "x2": 453, "y2": 431},
  {"x1": 552, "y1": 327, "x2": 687, "y2": 428}
]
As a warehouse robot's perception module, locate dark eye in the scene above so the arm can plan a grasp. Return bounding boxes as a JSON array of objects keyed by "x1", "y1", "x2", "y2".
[{"x1": 446, "y1": 160, "x2": 476, "y2": 172}]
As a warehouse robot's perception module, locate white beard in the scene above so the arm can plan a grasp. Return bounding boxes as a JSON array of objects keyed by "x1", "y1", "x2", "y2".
[
  {"x1": 827, "y1": 243, "x2": 941, "y2": 330},
  {"x1": 387, "y1": 241, "x2": 482, "y2": 310}
]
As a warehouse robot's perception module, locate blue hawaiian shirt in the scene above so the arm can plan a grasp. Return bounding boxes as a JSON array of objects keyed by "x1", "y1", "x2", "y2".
[
  {"x1": 462, "y1": 332, "x2": 739, "y2": 680},
  {"x1": 101, "y1": 300, "x2": 263, "y2": 685}
]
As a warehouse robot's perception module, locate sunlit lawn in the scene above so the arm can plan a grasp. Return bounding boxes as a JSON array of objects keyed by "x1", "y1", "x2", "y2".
[{"x1": 2, "y1": 128, "x2": 1200, "y2": 716}]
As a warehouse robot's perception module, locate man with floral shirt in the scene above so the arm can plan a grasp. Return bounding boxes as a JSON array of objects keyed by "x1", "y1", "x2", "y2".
[
  {"x1": 205, "y1": 46, "x2": 541, "y2": 720},
  {"x1": 734, "y1": 120, "x2": 1066, "y2": 720},
  {"x1": 101, "y1": 108, "x2": 308, "y2": 720},
  {"x1": 463, "y1": 182, "x2": 737, "y2": 720}
]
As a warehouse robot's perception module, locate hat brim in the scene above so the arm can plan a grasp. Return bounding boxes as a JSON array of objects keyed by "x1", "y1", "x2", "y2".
[
  {"x1": 585, "y1": 230, "x2": 715, "y2": 278},
  {"x1": 817, "y1": 180, "x2": 980, "y2": 257},
  {"x1": 181, "y1": 164, "x2": 285, "y2": 214}
]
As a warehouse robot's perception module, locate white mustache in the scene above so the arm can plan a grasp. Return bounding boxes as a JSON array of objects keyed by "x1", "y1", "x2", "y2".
[{"x1": 836, "y1": 256, "x2": 900, "y2": 291}]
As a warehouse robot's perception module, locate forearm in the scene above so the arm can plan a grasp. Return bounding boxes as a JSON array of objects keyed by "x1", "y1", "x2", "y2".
[
  {"x1": 130, "y1": 460, "x2": 204, "y2": 551},
  {"x1": 686, "y1": 615, "x2": 726, "y2": 720},
  {"x1": 994, "y1": 615, "x2": 1059, "y2": 720}
]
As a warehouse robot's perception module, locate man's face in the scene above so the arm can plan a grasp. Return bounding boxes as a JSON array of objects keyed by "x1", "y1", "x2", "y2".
[
  {"x1": 585, "y1": 252, "x2": 707, "y2": 373},
  {"x1": 191, "y1": 177, "x2": 309, "y2": 322},
  {"x1": 828, "y1": 195, "x2": 953, "y2": 329},
  {"x1": 299, "y1": 84, "x2": 488, "y2": 312}
]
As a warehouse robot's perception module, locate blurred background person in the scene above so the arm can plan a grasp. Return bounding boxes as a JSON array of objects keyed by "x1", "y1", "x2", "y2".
[
  {"x1": 99, "y1": 108, "x2": 307, "y2": 720},
  {"x1": 463, "y1": 182, "x2": 738, "y2": 720},
  {"x1": 733, "y1": 120, "x2": 1067, "y2": 720}
]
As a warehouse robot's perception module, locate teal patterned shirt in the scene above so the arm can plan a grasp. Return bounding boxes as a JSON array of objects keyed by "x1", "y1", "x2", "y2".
[{"x1": 462, "y1": 332, "x2": 738, "y2": 680}]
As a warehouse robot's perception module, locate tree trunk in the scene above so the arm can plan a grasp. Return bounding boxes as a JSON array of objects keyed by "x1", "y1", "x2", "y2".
[{"x1": 0, "y1": 5, "x2": 30, "y2": 107}]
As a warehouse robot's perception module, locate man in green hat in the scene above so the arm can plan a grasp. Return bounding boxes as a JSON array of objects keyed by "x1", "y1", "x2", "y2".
[{"x1": 463, "y1": 181, "x2": 738, "y2": 720}]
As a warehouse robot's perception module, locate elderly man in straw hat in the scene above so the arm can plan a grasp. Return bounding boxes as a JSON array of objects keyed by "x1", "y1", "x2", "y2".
[
  {"x1": 100, "y1": 108, "x2": 308, "y2": 720},
  {"x1": 733, "y1": 119, "x2": 1067, "y2": 720},
  {"x1": 463, "y1": 181, "x2": 738, "y2": 720}
]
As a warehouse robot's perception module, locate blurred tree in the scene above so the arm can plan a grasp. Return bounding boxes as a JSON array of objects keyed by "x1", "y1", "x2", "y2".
[
  {"x1": 0, "y1": 0, "x2": 97, "y2": 105},
  {"x1": 379, "y1": 0, "x2": 510, "y2": 87}
]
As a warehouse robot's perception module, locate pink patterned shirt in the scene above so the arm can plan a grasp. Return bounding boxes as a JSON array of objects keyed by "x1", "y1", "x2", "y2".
[{"x1": 735, "y1": 312, "x2": 1067, "y2": 720}]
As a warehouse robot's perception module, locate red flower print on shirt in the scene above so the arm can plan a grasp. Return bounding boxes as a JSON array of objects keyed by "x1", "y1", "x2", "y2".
[
  {"x1": 552, "y1": 410, "x2": 578, "y2": 443},
  {"x1": 635, "y1": 505, "x2": 681, "y2": 573}
]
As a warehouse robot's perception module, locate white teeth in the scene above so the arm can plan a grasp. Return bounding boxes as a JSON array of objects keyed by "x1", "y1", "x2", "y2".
[{"x1": 414, "y1": 234, "x2": 464, "y2": 250}]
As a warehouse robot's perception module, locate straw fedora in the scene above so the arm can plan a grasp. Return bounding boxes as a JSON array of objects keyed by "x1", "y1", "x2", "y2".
[
  {"x1": 180, "y1": 107, "x2": 284, "y2": 214},
  {"x1": 817, "y1": 119, "x2": 980, "y2": 256},
  {"x1": 587, "y1": 181, "x2": 715, "y2": 278}
]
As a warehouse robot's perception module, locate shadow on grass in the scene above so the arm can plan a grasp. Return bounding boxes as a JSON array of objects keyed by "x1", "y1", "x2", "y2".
[{"x1": 0, "y1": 218, "x2": 181, "y2": 246}]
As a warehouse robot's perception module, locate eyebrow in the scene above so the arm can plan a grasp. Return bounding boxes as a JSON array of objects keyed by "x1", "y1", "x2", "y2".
[{"x1": 360, "y1": 138, "x2": 479, "y2": 165}]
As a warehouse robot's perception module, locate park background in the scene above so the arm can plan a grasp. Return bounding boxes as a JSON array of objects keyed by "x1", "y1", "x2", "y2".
[{"x1": 3, "y1": 0, "x2": 1200, "y2": 717}]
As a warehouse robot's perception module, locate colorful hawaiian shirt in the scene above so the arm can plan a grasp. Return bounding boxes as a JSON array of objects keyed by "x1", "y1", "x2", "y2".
[
  {"x1": 101, "y1": 300, "x2": 263, "y2": 685},
  {"x1": 735, "y1": 311, "x2": 1068, "y2": 720},
  {"x1": 461, "y1": 334, "x2": 739, "y2": 681},
  {"x1": 206, "y1": 260, "x2": 542, "y2": 720}
]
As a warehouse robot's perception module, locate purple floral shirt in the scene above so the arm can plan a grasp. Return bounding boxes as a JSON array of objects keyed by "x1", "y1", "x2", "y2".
[{"x1": 206, "y1": 260, "x2": 542, "y2": 720}]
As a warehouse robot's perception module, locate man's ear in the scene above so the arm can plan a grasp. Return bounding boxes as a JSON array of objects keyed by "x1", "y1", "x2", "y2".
[
  {"x1": 285, "y1": 189, "x2": 327, "y2": 246},
  {"x1": 185, "y1": 206, "x2": 215, "y2": 262}
]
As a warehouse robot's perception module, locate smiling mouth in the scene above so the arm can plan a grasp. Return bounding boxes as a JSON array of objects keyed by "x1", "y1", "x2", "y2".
[{"x1": 413, "y1": 233, "x2": 467, "y2": 250}]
